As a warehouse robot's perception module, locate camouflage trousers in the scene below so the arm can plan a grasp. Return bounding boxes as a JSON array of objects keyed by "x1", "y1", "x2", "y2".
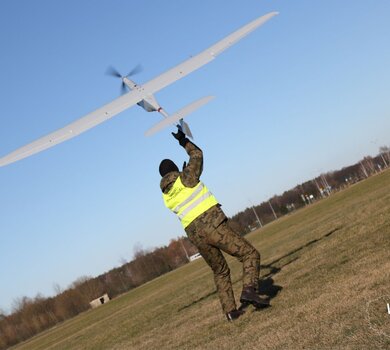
[{"x1": 185, "y1": 217, "x2": 260, "y2": 314}]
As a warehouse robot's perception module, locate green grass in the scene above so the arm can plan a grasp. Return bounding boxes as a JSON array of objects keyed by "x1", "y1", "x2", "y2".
[{"x1": 13, "y1": 170, "x2": 390, "y2": 349}]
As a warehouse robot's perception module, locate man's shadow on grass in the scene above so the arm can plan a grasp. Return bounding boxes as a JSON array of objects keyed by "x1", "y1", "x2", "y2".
[
  {"x1": 177, "y1": 269, "x2": 284, "y2": 312},
  {"x1": 177, "y1": 262, "x2": 286, "y2": 312},
  {"x1": 178, "y1": 227, "x2": 341, "y2": 312}
]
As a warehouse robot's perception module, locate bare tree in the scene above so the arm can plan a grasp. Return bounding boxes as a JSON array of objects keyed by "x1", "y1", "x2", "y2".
[
  {"x1": 53, "y1": 283, "x2": 62, "y2": 295},
  {"x1": 0, "y1": 308, "x2": 5, "y2": 320}
]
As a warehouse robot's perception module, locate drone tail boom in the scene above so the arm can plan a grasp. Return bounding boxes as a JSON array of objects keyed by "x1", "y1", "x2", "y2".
[{"x1": 144, "y1": 96, "x2": 215, "y2": 138}]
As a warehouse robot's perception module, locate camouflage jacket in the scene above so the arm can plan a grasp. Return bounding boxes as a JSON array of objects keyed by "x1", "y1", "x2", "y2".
[{"x1": 160, "y1": 139, "x2": 226, "y2": 232}]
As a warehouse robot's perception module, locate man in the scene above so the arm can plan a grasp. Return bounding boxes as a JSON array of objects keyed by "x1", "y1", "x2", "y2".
[{"x1": 159, "y1": 128, "x2": 269, "y2": 321}]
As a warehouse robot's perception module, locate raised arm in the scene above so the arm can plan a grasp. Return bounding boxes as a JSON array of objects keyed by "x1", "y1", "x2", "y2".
[{"x1": 172, "y1": 129, "x2": 203, "y2": 187}]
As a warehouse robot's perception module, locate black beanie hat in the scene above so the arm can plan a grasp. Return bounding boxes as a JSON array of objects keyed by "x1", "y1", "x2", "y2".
[{"x1": 159, "y1": 159, "x2": 179, "y2": 177}]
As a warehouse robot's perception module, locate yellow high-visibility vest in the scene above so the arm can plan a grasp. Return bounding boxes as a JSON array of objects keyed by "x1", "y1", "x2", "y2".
[{"x1": 163, "y1": 177, "x2": 218, "y2": 228}]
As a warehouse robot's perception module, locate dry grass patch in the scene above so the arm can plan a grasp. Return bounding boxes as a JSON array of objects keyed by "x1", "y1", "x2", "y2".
[{"x1": 13, "y1": 170, "x2": 390, "y2": 350}]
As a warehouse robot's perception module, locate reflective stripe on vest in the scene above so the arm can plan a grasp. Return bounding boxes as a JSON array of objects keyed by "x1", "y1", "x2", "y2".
[
  {"x1": 163, "y1": 177, "x2": 218, "y2": 228},
  {"x1": 177, "y1": 192, "x2": 213, "y2": 219},
  {"x1": 173, "y1": 182, "x2": 205, "y2": 213}
]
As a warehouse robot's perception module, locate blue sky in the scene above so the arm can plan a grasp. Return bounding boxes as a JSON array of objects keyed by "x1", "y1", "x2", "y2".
[{"x1": 0, "y1": 0, "x2": 389, "y2": 313}]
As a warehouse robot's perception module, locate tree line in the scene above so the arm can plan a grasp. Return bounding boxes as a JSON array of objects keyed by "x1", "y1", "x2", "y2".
[
  {"x1": 230, "y1": 148, "x2": 390, "y2": 232},
  {"x1": 0, "y1": 237, "x2": 197, "y2": 349},
  {"x1": 0, "y1": 146, "x2": 389, "y2": 349}
]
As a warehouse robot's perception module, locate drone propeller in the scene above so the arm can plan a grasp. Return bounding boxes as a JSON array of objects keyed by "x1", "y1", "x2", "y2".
[
  {"x1": 106, "y1": 64, "x2": 143, "y2": 94},
  {"x1": 106, "y1": 64, "x2": 143, "y2": 79},
  {"x1": 105, "y1": 66, "x2": 122, "y2": 78},
  {"x1": 126, "y1": 64, "x2": 143, "y2": 77},
  {"x1": 121, "y1": 81, "x2": 127, "y2": 95}
]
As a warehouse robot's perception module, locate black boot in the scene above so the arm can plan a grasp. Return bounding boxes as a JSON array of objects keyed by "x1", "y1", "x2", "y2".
[
  {"x1": 240, "y1": 286, "x2": 270, "y2": 309},
  {"x1": 226, "y1": 309, "x2": 245, "y2": 321}
]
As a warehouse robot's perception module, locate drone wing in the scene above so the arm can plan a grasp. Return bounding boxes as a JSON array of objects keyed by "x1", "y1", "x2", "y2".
[
  {"x1": 0, "y1": 91, "x2": 144, "y2": 167},
  {"x1": 142, "y1": 11, "x2": 278, "y2": 94},
  {"x1": 0, "y1": 11, "x2": 278, "y2": 167}
]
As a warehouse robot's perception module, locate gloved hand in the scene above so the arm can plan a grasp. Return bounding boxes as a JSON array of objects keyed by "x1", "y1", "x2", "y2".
[
  {"x1": 172, "y1": 127, "x2": 188, "y2": 147},
  {"x1": 171, "y1": 128, "x2": 186, "y2": 142}
]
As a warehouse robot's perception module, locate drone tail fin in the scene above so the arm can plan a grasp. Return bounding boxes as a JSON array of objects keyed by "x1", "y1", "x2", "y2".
[
  {"x1": 144, "y1": 96, "x2": 215, "y2": 138},
  {"x1": 178, "y1": 119, "x2": 193, "y2": 139}
]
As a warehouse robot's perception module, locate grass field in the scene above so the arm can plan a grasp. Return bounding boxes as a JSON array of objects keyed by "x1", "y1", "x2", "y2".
[{"x1": 13, "y1": 170, "x2": 390, "y2": 349}]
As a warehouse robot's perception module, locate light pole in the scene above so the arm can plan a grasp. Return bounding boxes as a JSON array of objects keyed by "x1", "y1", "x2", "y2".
[
  {"x1": 380, "y1": 153, "x2": 388, "y2": 168},
  {"x1": 321, "y1": 174, "x2": 331, "y2": 195},
  {"x1": 249, "y1": 200, "x2": 262, "y2": 228},
  {"x1": 251, "y1": 206, "x2": 262, "y2": 228},
  {"x1": 360, "y1": 161, "x2": 369, "y2": 178},
  {"x1": 317, "y1": 169, "x2": 330, "y2": 196},
  {"x1": 313, "y1": 177, "x2": 325, "y2": 198},
  {"x1": 180, "y1": 239, "x2": 190, "y2": 261},
  {"x1": 371, "y1": 139, "x2": 388, "y2": 168},
  {"x1": 268, "y1": 200, "x2": 278, "y2": 220}
]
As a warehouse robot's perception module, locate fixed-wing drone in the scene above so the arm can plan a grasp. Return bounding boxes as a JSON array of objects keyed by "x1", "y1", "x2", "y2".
[{"x1": 0, "y1": 11, "x2": 278, "y2": 167}]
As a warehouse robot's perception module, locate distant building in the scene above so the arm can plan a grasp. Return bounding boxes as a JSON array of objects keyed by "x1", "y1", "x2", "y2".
[
  {"x1": 89, "y1": 293, "x2": 110, "y2": 309},
  {"x1": 189, "y1": 253, "x2": 202, "y2": 262}
]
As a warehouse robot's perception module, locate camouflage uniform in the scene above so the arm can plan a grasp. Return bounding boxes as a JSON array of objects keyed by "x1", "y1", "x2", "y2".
[{"x1": 160, "y1": 140, "x2": 260, "y2": 313}]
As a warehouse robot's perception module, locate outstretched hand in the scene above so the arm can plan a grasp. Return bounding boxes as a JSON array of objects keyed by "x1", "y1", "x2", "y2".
[{"x1": 172, "y1": 128, "x2": 186, "y2": 142}]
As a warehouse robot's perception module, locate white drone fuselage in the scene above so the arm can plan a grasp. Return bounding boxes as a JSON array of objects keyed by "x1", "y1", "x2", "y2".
[
  {"x1": 123, "y1": 76, "x2": 193, "y2": 137},
  {"x1": 123, "y1": 77, "x2": 169, "y2": 117}
]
